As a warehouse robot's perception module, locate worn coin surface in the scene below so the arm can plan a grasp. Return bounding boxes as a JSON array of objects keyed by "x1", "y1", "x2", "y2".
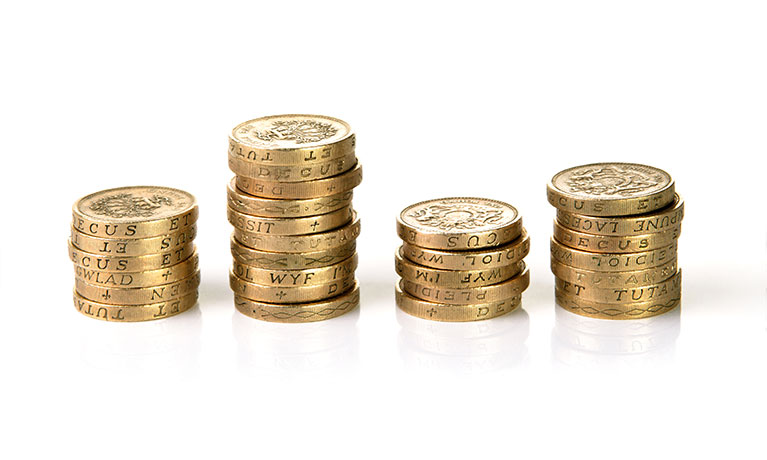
[
  {"x1": 227, "y1": 205, "x2": 352, "y2": 236},
  {"x1": 547, "y1": 163, "x2": 675, "y2": 216},
  {"x1": 230, "y1": 272, "x2": 354, "y2": 303},
  {"x1": 229, "y1": 114, "x2": 355, "y2": 166},
  {"x1": 233, "y1": 213, "x2": 360, "y2": 253},
  {"x1": 396, "y1": 283, "x2": 522, "y2": 322},
  {"x1": 400, "y1": 268, "x2": 529, "y2": 305},
  {"x1": 556, "y1": 195, "x2": 684, "y2": 236},
  {"x1": 236, "y1": 163, "x2": 363, "y2": 199},
  {"x1": 550, "y1": 238, "x2": 677, "y2": 272},
  {"x1": 227, "y1": 178, "x2": 353, "y2": 217},
  {"x1": 555, "y1": 270, "x2": 681, "y2": 304},
  {"x1": 550, "y1": 258, "x2": 678, "y2": 289},
  {"x1": 553, "y1": 221, "x2": 681, "y2": 253},
  {"x1": 75, "y1": 271, "x2": 200, "y2": 305},
  {"x1": 400, "y1": 231, "x2": 529, "y2": 270},
  {"x1": 397, "y1": 198, "x2": 522, "y2": 250},
  {"x1": 70, "y1": 225, "x2": 196, "y2": 257},
  {"x1": 72, "y1": 186, "x2": 198, "y2": 239},
  {"x1": 232, "y1": 253, "x2": 357, "y2": 286},
  {"x1": 395, "y1": 249, "x2": 525, "y2": 288},
  {"x1": 231, "y1": 236, "x2": 356, "y2": 270},
  {"x1": 228, "y1": 152, "x2": 356, "y2": 182},
  {"x1": 68, "y1": 240, "x2": 195, "y2": 272},
  {"x1": 555, "y1": 287, "x2": 681, "y2": 320},
  {"x1": 74, "y1": 252, "x2": 200, "y2": 288},
  {"x1": 235, "y1": 282, "x2": 360, "y2": 323},
  {"x1": 73, "y1": 290, "x2": 198, "y2": 322}
]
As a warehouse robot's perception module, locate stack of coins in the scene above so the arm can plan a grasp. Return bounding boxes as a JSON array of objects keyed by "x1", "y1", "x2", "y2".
[
  {"x1": 395, "y1": 198, "x2": 530, "y2": 322},
  {"x1": 226, "y1": 114, "x2": 362, "y2": 323},
  {"x1": 547, "y1": 163, "x2": 683, "y2": 320},
  {"x1": 69, "y1": 186, "x2": 200, "y2": 322}
]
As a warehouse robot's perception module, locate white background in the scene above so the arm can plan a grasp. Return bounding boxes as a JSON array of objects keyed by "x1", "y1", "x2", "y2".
[{"x1": 1, "y1": 1, "x2": 765, "y2": 458}]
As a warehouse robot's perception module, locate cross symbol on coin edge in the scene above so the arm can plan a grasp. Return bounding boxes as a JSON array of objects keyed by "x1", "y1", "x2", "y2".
[
  {"x1": 102, "y1": 290, "x2": 111, "y2": 301},
  {"x1": 427, "y1": 308, "x2": 437, "y2": 317},
  {"x1": 276, "y1": 291, "x2": 287, "y2": 299}
]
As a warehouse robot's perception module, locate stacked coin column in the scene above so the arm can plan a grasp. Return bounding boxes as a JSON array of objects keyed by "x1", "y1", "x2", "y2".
[
  {"x1": 547, "y1": 163, "x2": 683, "y2": 320},
  {"x1": 69, "y1": 187, "x2": 200, "y2": 322},
  {"x1": 226, "y1": 115, "x2": 362, "y2": 323},
  {"x1": 394, "y1": 198, "x2": 530, "y2": 322}
]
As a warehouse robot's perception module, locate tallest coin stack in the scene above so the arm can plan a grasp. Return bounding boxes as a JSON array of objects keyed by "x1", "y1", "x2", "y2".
[
  {"x1": 226, "y1": 115, "x2": 363, "y2": 323},
  {"x1": 547, "y1": 163, "x2": 683, "y2": 320}
]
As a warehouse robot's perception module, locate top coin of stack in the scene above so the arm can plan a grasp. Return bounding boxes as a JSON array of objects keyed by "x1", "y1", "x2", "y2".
[
  {"x1": 546, "y1": 163, "x2": 683, "y2": 320},
  {"x1": 68, "y1": 186, "x2": 200, "y2": 322},
  {"x1": 226, "y1": 115, "x2": 362, "y2": 323},
  {"x1": 394, "y1": 197, "x2": 531, "y2": 322}
]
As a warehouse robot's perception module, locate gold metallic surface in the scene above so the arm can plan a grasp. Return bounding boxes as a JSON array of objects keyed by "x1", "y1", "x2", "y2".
[
  {"x1": 68, "y1": 240, "x2": 195, "y2": 272},
  {"x1": 553, "y1": 221, "x2": 681, "y2": 253},
  {"x1": 550, "y1": 238, "x2": 677, "y2": 272},
  {"x1": 395, "y1": 248, "x2": 525, "y2": 288},
  {"x1": 396, "y1": 283, "x2": 522, "y2": 322},
  {"x1": 227, "y1": 205, "x2": 352, "y2": 236},
  {"x1": 555, "y1": 288, "x2": 681, "y2": 320},
  {"x1": 75, "y1": 271, "x2": 201, "y2": 305},
  {"x1": 227, "y1": 178, "x2": 353, "y2": 217},
  {"x1": 400, "y1": 231, "x2": 529, "y2": 270},
  {"x1": 73, "y1": 290, "x2": 198, "y2": 322},
  {"x1": 397, "y1": 197, "x2": 523, "y2": 250},
  {"x1": 232, "y1": 254, "x2": 357, "y2": 286},
  {"x1": 550, "y1": 258, "x2": 678, "y2": 289},
  {"x1": 236, "y1": 163, "x2": 363, "y2": 199},
  {"x1": 555, "y1": 270, "x2": 682, "y2": 304},
  {"x1": 400, "y1": 268, "x2": 529, "y2": 305},
  {"x1": 70, "y1": 225, "x2": 196, "y2": 257},
  {"x1": 231, "y1": 236, "x2": 356, "y2": 270},
  {"x1": 547, "y1": 163, "x2": 676, "y2": 216},
  {"x1": 228, "y1": 152, "x2": 357, "y2": 182},
  {"x1": 556, "y1": 195, "x2": 684, "y2": 236},
  {"x1": 74, "y1": 252, "x2": 200, "y2": 288},
  {"x1": 234, "y1": 282, "x2": 360, "y2": 323},
  {"x1": 233, "y1": 213, "x2": 360, "y2": 253},
  {"x1": 230, "y1": 272, "x2": 354, "y2": 303}
]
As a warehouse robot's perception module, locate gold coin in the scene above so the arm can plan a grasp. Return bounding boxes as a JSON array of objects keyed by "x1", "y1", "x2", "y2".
[
  {"x1": 68, "y1": 240, "x2": 195, "y2": 272},
  {"x1": 400, "y1": 268, "x2": 529, "y2": 305},
  {"x1": 229, "y1": 152, "x2": 357, "y2": 182},
  {"x1": 235, "y1": 282, "x2": 360, "y2": 323},
  {"x1": 233, "y1": 212, "x2": 360, "y2": 253},
  {"x1": 227, "y1": 205, "x2": 352, "y2": 236},
  {"x1": 550, "y1": 238, "x2": 677, "y2": 272},
  {"x1": 75, "y1": 252, "x2": 200, "y2": 288},
  {"x1": 232, "y1": 253, "x2": 357, "y2": 286},
  {"x1": 547, "y1": 163, "x2": 675, "y2": 216},
  {"x1": 236, "y1": 163, "x2": 363, "y2": 199},
  {"x1": 555, "y1": 269, "x2": 681, "y2": 304},
  {"x1": 228, "y1": 114, "x2": 355, "y2": 166},
  {"x1": 396, "y1": 283, "x2": 521, "y2": 322},
  {"x1": 72, "y1": 186, "x2": 198, "y2": 239},
  {"x1": 400, "y1": 231, "x2": 529, "y2": 270},
  {"x1": 396, "y1": 248, "x2": 525, "y2": 288},
  {"x1": 73, "y1": 290, "x2": 198, "y2": 322},
  {"x1": 397, "y1": 197, "x2": 522, "y2": 250},
  {"x1": 70, "y1": 225, "x2": 196, "y2": 257},
  {"x1": 230, "y1": 272, "x2": 355, "y2": 303},
  {"x1": 553, "y1": 221, "x2": 681, "y2": 253},
  {"x1": 555, "y1": 287, "x2": 681, "y2": 320},
  {"x1": 227, "y1": 178, "x2": 353, "y2": 217},
  {"x1": 550, "y1": 258, "x2": 678, "y2": 289},
  {"x1": 556, "y1": 195, "x2": 684, "y2": 236},
  {"x1": 231, "y1": 236, "x2": 356, "y2": 270},
  {"x1": 75, "y1": 271, "x2": 200, "y2": 305}
]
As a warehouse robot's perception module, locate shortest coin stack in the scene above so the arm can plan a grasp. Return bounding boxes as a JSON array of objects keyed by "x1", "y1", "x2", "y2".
[
  {"x1": 69, "y1": 186, "x2": 200, "y2": 322},
  {"x1": 395, "y1": 197, "x2": 530, "y2": 322},
  {"x1": 547, "y1": 163, "x2": 683, "y2": 320}
]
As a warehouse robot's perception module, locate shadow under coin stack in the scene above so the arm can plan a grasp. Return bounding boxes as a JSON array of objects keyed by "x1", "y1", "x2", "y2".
[
  {"x1": 547, "y1": 163, "x2": 683, "y2": 320},
  {"x1": 226, "y1": 114, "x2": 362, "y2": 323},
  {"x1": 395, "y1": 198, "x2": 530, "y2": 322},
  {"x1": 69, "y1": 187, "x2": 200, "y2": 322}
]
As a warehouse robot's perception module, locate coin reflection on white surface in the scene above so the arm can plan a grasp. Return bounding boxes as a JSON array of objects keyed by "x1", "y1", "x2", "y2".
[
  {"x1": 397, "y1": 307, "x2": 530, "y2": 373},
  {"x1": 232, "y1": 306, "x2": 359, "y2": 375},
  {"x1": 552, "y1": 305, "x2": 680, "y2": 369}
]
